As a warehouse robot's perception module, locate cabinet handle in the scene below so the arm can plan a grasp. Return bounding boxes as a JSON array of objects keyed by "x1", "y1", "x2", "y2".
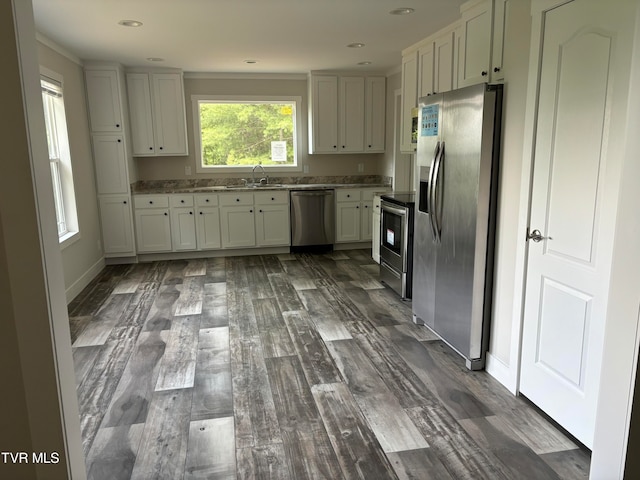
[
  {"x1": 116, "y1": 124, "x2": 120, "y2": 128},
  {"x1": 494, "y1": 67, "x2": 501, "y2": 73},
  {"x1": 117, "y1": 139, "x2": 121, "y2": 143},
  {"x1": 189, "y1": 211, "x2": 193, "y2": 215},
  {"x1": 368, "y1": 145, "x2": 372, "y2": 148},
  {"x1": 249, "y1": 209, "x2": 253, "y2": 213},
  {"x1": 159, "y1": 146, "x2": 164, "y2": 150},
  {"x1": 205, "y1": 199, "x2": 210, "y2": 202},
  {"x1": 259, "y1": 209, "x2": 263, "y2": 213},
  {"x1": 164, "y1": 212, "x2": 168, "y2": 216},
  {"x1": 149, "y1": 201, "x2": 153, "y2": 204},
  {"x1": 199, "y1": 211, "x2": 203, "y2": 215},
  {"x1": 149, "y1": 147, "x2": 153, "y2": 150},
  {"x1": 333, "y1": 145, "x2": 337, "y2": 149},
  {"x1": 481, "y1": 71, "x2": 488, "y2": 76},
  {"x1": 123, "y1": 200, "x2": 127, "y2": 204},
  {"x1": 342, "y1": 145, "x2": 345, "y2": 149},
  {"x1": 181, "y1": 199, "x2": 185, "y2": 203},
  {"x1": 236, "y1": 198, "x2": 240, "y2": 202},
  {"x1": 271, "y1": 197, "x2": 274, "y2": 201}
]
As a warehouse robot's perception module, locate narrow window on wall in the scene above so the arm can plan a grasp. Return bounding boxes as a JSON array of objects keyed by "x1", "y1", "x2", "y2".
[{"x1": 41, "y1": 73, "x2": 79, "y2": 246}]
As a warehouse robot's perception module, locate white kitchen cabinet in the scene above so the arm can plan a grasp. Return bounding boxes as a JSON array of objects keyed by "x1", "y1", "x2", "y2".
[
  {"x1": 339, "y1": 76, "x2": 365, "y2": 152},
  {"x1": 254, "y1": 191, "x2": 290, "y2": 246},
  {"x1": 418, "y1": 42, "x2": 435, "y2": 98},
  {"x1": 92, "y1": 134, "x2": 128, "y2": 194},
  {"x1": 134, "y1": 195, "x2": 172, "y2": 253},
  {"x1": 85, "y1": 64, "x2": 136, "y2": 258},
  {"x1": 433, "y1": 30, "x2": 456, "y2": 94},
  {"x1": 169, "y1": 195, "x2": 196, "y2": 251},
  {"x1": 84, "y1": 68, "x2": 123, "y2": 133},
  {"x1": 308, "y1": 75, "x2": 338, "y2": 153},
  {"x1": 458, "y1": 0, "x2": 492, "y2": 87},
  {"x1": 400, "y1": 51, "x2": 418, "y2": 153},
  {"x1": 309, "y1": 73, "x2": 385, "y2": 154},
  {"x1": 490, "y1": 0, "x2": 509, "y2": 82},
  {"x1": 365, "y1": 76, "x2": 386, "y2": 152},
  {"x1": 335, "y1": 188, "x2": 378, "y2": 243},
  {"x1": 126, "y1": 71, "x2": 188, "y2": 156},
  {"x1": 98, "y1": 195, "x2": 135, "y2": 256},
  {"x1": 219, "y1": 193, "x2": 256, "y2": 248},
  {"x1": 195, "y1": 194, "x2": 221, "y2": 250}
]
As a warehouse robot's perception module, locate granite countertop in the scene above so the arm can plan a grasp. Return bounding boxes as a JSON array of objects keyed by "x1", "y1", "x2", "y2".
[{"x1": 131, "y1": 175, "x2": 392, "y2": 195}]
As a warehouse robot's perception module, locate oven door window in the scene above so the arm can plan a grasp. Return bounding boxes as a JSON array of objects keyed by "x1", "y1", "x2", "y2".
[{"x1": 382, "y1": 208, "x2": 404, "y2": 256}]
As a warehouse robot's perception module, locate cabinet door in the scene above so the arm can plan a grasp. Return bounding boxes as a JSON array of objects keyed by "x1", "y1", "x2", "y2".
[
  {"x1": 491, "y1": 0, "x2": 509, "y2": 82},
  {"x1": 310, "y1": 75, "x2": 339, "y2": 153},
  {"x1": 372, "y1": 212, "x2": 381, "y2": 263},
  {"x1": 99, "y1": 195, "x2": 134, "y2": 256},
  {"x1": 171, "y1": 207, "x2": 197, "y2": 251},
  {"x1": 135, "y1": 209, "x2": 172, "y2": 252},
  {"x1": 151, "y1": 73, "x2": 188, "y2": 155},
  {"x1": 365, "y1": 77, "x2": 386, "y2": 152},
  {"x1": 360, "y1": 201, "x2": 373, "y2": 241},
  {"x1": 220, "y1": 206, "x2": 256, "y2": 248},
  {"x1": 85, "y1": 69, "x2": 123, "y2": 133},
  {"x1": 339, "y1": 76, "x2": 365, "y2": 152},
  {"x1": 336, "y1": 202, "x2": 361, "y2": 243},
  {"x1": 434, "y1": 30, "x2": 455, "y2": 93},
  {"x1": 418, "y1": 43, "x2": 435, "y2": 98},
  {"x1": 126, "y1": 73, "x2": 156, "y2": 155},
  {"x1": 255, "y1": 204, "x2": 290, "y2": 246},
  {"x1": 196, "y1": 207, "x2": 221, "y2": 250},
  {"x1": 458, "y1": 1, "x2": 492, "y2": 87},
  {"x1": 92, "y1": 135, "x2": 128, "y2": 194},
  {"x1": 400, "y1": 51, "x2": 418, "y2": 153}
]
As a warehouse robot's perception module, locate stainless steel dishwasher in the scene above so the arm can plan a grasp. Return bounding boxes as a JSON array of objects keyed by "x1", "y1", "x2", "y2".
[{"x1": 290, "y1": 189, "x2": 335, "y2": 252}]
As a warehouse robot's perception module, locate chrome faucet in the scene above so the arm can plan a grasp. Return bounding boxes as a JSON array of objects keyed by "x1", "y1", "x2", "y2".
[{"x1": 252, "y1": 164, "x2": 268, "y2": 185}]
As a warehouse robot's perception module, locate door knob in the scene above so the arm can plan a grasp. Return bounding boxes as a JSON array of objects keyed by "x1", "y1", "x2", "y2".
[{"x1": 526, "y1": 228, "x2": 549, "y2": 243}]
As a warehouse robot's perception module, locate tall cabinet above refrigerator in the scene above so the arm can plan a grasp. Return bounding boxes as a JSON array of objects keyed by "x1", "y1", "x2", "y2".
[{"x1": 412, "y1": 83, "x2": 503, "y2": 370}]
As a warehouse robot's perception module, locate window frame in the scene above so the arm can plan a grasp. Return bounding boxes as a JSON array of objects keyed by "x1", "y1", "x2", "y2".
[
  {"x1": 40, "y1": 67, "x2": 80, "y2": 249},
  {"x1": 192, "y1": 94, "x2": 303, "y2": 174}
]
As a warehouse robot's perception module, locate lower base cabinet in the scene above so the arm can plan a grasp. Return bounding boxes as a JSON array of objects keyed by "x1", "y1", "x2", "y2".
[
  {"x1": 134, "y1": 208, "x2": 172, "y2": 252},
  {"x1": 99, "y1": 194, "x2": 135, "y2": 256},
  {"x1": 196, "y1": 206, "x2": 221, "y2": 249},
  {"x1": 220, "y1": 205, "x2": 257, "y2": 248}
]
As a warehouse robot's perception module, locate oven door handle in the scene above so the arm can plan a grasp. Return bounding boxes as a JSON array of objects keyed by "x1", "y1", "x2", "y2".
[
  {"x1": 381, "y1": 202, "x2": 407, "y2": 217},
  {"x1": 427, "y1": 141, "x2": 440, "y2": 242}
]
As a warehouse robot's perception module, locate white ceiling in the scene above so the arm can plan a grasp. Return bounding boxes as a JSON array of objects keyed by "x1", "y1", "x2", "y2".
[{"x1": 31, "y1": 0, "x2": 466, "y2": 74}]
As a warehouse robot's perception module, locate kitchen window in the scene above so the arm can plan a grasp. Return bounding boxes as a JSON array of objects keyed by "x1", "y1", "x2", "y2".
[
  {"x1": 193, "y1": 95, "x2": 302, "y2": 172},
  {"x1": 41, "y1": 70, "x2": 79, "y2": 247}
]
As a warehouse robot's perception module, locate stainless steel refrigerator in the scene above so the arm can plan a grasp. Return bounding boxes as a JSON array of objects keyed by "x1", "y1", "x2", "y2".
[{"x1": 413, "y1": 83, "x2": 502, "y2": 370}]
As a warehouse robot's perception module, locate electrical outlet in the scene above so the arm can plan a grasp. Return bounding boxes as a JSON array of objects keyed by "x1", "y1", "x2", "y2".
[
  {"x1": 185, "y1": 165, "x2": 192, "y2": 176},
  {"x1": 357, "y1": 163, "x2": 364, "y2": 173},
  {"x1": 303, "y1": 164, "x2": 309, "y2": 173}
]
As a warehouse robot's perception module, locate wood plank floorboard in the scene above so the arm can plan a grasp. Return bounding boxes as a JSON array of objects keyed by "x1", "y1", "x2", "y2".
[{"x1": 71, "y1": 250, "x2": 590, "y2": 479}]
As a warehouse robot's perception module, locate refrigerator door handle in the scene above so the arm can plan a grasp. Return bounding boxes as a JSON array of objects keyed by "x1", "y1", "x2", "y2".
[
  {"x1": 427, "y1": 141, "x2": 440, "y2": 242},
  {"x1": 431, "y1": 141, "x2": 444, "y2": 242}
]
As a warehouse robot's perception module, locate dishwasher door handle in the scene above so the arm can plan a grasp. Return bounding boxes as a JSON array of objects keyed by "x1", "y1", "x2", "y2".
[{"x1": 290, "y1": 190, "x2": 334, "y2": 196}]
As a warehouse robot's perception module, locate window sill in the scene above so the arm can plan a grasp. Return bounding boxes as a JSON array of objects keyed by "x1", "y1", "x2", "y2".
[{"x1": 59, "y1": 230, "x2": 80, "y2": 251}]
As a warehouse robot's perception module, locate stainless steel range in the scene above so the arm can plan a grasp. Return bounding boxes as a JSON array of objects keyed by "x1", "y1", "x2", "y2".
[{"x1": 379, "y1": 192, "x2": 415, "y2": 299}]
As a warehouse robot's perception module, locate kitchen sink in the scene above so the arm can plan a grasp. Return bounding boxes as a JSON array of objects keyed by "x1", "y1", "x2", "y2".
[{"x1": 225, "y1": 183, "x2": 283, "y2": 189}]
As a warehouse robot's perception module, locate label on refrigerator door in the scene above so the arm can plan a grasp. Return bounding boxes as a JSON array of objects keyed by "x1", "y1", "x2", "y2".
[{"x1": 421, "y1": 105, "x2": 439, "y2": 136}]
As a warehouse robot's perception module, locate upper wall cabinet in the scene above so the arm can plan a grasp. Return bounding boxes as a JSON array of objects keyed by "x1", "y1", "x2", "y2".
[
  {"x1": 458, "y1": 0, "x2": 493, "y2": 87},
  {"x1": 308, "y1": 73, "x2": 385, "y2": 154},
  {"x1": 85, "y1": 69, "x2": 124, "y2": 133},
  {"x1": 400, "y1": 52, "x2": 418, "y2": 153},
  {"x1": 126, "y1": 70, "x2": 188, "y2": 156}
]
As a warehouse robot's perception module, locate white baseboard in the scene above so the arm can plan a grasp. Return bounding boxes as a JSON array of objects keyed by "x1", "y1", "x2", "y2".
[
  {"x1": 485, "y1": 352, "x2": 518, "y2": 395},
  {"x1": 65, "y1": 257, "x2": 105, "y2": 304}
]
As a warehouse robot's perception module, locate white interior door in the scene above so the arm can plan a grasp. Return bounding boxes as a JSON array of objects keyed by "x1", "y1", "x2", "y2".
[{"x1": 520, "y1": 0, "x2": 635, "y2": 449}]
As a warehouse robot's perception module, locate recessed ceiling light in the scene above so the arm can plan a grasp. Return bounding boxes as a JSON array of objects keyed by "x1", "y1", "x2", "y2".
[
  {"x1": 357, "y1": 61, "x2": 372, "y2": 66},
  {"x1": 146, "y1": 57, "x2": 164, "y2": 62},
  {"x1": 244, "y1": 60, "x2": 258, "y2": 64},
  {"x1": 347, "y1": 42, "x2": 366, "y2": 48},
  {"x1": 118, "y1": 19, "x2": 143, "y2": 27},
  {"x1": 389, "y1": 8, "x2": 415, "y2": 15}
]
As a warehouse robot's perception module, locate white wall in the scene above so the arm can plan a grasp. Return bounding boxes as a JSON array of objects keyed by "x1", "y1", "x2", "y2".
[
  {"x1": 37, "y1": 40, "x2": 105, "y2": 302},
  {"x1": 484, "y1": 0, "x2": 533, "y2": 389}
]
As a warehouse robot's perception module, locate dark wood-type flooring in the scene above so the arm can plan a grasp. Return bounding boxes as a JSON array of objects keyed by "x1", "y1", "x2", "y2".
[{"x1": 68, "y1": 249, "x2": 590, "y2": 479}]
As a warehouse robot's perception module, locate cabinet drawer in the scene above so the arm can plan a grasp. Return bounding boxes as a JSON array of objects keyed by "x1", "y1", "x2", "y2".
[
  {"x1": 170, "y1": 194, "x2": 194, "y2": 208},
  {"x1": 134, "y1": 194, "x2": 169, "y2": 209},
  {"x1": 362, "y1": 188, "x2": 387, "y2": 202},
  {"x1": 195, "y1": 194, "x2": 219, "y2": 207},
  {"x1": 336, "y1": 189, "x2": 361, "y2": 202},
  {"x1": 219, "y1": 192, "x2": 253, "y2": 206},
  {"x1": 254, "y1": 190, "x2": 289, "y2": 205}
]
